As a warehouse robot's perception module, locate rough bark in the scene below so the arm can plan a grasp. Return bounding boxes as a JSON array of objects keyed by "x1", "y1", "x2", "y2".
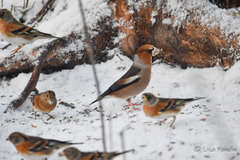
[
  {"x1": 109, "y1": 0, "x2": 240, "y2": 68},
  {"x1": 0, "y1": 0, "x2": 240, "y2": 77},
  {"x1": 209, "y1": 0, "x2": 240, "y2": 9}
]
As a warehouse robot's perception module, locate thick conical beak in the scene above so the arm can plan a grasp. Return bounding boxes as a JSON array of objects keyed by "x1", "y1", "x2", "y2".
[
  {"x1": 48, "y1": 99, "x2": 54, "y2": 105},
  {"x1": 59, "y1": 152, "x2": 64, "y2": 157},
  {"x1": 152, "y1": 47, "x2": 161, "y2": 56}
]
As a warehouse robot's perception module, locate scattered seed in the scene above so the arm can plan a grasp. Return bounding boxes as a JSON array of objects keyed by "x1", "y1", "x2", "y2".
[
  {"x1": 204, "y1": 155, "x2": 210, "y2": 158},
  {"x1": 140, "y1": 145, "x2": 147, "y2": 148}
]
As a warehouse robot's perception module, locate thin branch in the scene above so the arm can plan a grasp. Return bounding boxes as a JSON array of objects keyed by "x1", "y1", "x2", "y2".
[
  {"x1": 78, "y1": 0, "x2": 107, "y2": 158},
  {"x1": 3, "y1": 38, "x2": 64, "y2": 113},
  {"x1": 27, "y1": 0, "x2": 56, "y2": 25},
  {"x1": 108, "y1": 115, "x2": 113, "y2": 151},
  {"x1": 120, "y1": 125, "x2": 130, "y2": 160},
  {"x1": 4, "y1": 49, "x2": 43, "y2": 113}
]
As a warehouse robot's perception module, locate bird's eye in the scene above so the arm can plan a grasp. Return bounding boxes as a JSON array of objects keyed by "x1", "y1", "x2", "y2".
[
  {"x1": 0, "y1": 11, "x2": 5, "y2": 17},
  {"x1": 47, "y1": 95, "x2": 49, "y2": 97},
  {"x1": 145, "y1": 49, "x2": 153, "y2": 54}
]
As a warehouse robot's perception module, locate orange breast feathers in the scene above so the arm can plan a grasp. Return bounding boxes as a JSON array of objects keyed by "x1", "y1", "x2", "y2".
[
  {"x1": 15, "y1": 140, "x2": 53, "y2": 156},
  {"x1": 0, "y1": 19, "x2": 9, "y2": 35},
  {"x1": 137, "y1": 52, "x2": 152, "y2": 65},
  {"x1": 80, "y1": 153, "x2": 97, "y2": 160},
  {"x1": 34, "y1": 96, "x2": 56, "y2": 113},
  {"x1": 143, "y1": 100, "x2": 177, "y2": 117}
]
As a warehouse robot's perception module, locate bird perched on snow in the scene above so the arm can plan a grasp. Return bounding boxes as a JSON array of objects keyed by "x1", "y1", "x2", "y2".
[
  {"x1": 142, "y1": 93, "x2": 204, "y2": 127},
  {"x1": 7, "y1": 132, "x2": 84, "y2": 160},
  {"x1": 59, "y1": 147, "x2": 134, "y2": 160},
  {"x1": 0, "y1": 9, "x2": 62, "y2": 53},
  {"x1": 30, "y1": 90, "x2": 57, "y2": 119},
  {"x1": 90, "y1": 44, "x2": 160, "y2": 110}
]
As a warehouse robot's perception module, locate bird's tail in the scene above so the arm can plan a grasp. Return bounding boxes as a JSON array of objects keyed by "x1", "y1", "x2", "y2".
[
  {"x1": 186, "y1": 97, "x2": 205, "y2": 102},
  {"x1": 31, "y1": 29, "x2": 63, "y2": 40},
  {"x1": 109, "y1": 149, "x2": 135, "y2": 158},
  {"x1": 48, "y1": 140, "x2": 84, "y2": 150},
  {"x1": 176, "y1": 97, "x2": 205, "y2": 107},
  {"x1": 89, "y1": 95, "x2": 104, "y2": 105}
]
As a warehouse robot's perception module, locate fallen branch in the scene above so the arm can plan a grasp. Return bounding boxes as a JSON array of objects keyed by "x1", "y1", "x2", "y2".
[
  {"x1": 4, "y1": 39, "x2": 64, "y2": 113},
  {"x1": 4, "y1": 49, "x2": 42, "y2": 113}
]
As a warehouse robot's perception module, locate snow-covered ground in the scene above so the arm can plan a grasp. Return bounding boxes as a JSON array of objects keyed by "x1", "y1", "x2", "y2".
[{"x1": 0, "y1": 0, "x2": 240, "y2": 160}]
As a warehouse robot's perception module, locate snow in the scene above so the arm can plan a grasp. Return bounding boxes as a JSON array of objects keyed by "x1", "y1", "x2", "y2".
[{"x1": 0, "y1": 0, "x2": 240, "y2": 160}]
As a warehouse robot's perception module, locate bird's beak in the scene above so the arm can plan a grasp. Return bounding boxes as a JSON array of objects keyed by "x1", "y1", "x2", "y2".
[
  {"x1": 48, "y1": 99, "x2": 54, "y2": 105},
  {"x1": 152, "y1": 47, "x2": 161, "y2": 56},
  {"x1": 6, "y1": 137, "x2": 9, "y2": 141},
  {"x1": 142, "y1": 95, "x2": 147, "y2": 101},
  {"x1": 59, "y1": 152, "x2": 64, "y2": 157}
]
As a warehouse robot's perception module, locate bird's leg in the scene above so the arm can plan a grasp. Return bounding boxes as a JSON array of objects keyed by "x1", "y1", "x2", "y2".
[
  {"x1": 124, "y1": 100, "x2": 141, "y2": 110},
  {"x1": 32, "y1": 88, "x2": 39, "y2": 94},
  {"x1": 170, "y1": 116, "x2": 176, "y2": 127},
  {"x1": 34, "y1": 111, "x2": 37, "y2": 119},
  {"x1": 45, "y1": 113, "x2": 54, "y2": 119},
  {"x1": 155, "y1": 119, "x2": 167, "y2": 125},
  {"x1": 11, "y1": 44, "x2": 25, "y2": 54},
  {"x1": 1, "y1": 43, "x2": 11, "y2": 50}
]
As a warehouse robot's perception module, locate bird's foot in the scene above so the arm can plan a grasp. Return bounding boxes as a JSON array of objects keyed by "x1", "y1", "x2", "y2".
[{"x1": 124, "y1": 102, "x2": 141, "y2": 110}]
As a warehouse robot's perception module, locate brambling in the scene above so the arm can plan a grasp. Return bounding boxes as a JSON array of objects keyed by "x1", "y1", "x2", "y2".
[
  {"x1": 30, "y1": 90, "x2": 57, "y2": 119},
  {"x1": 60, "y1": 147, "x2": 134, "y2": 160},
  {"x1": 142, "y1": 93, "x2": 204, "y2": 127},
  {"x1": 7, "y1": 132, "x2": 84, "y2": 160},
  {"x1": 0, "y1": 9, "x2": 62, "y2": 53},
  {"x1": 90, "y1": 44, "x2": 160, "y2": 110}
]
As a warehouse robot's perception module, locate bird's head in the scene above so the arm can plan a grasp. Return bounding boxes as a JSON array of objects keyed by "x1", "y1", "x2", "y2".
[
  {"x1": 40, "y1": 90, "x2": 57, "y2": 105},
  {"x1": 60, "y1": 147, "x2": 82, "y2": 160},
  {"x1": 134, "y1": 44, "x2": 160, "y2": 66},
  {"x1": 142, "y1": 93, "x2": 158, "y2": 106},
  {"x1": 0, "y1": 9, "x2": 14, "y2": 23},
  {"x1": 7, "y1": 132, "x2": 28, "y2": 145}
]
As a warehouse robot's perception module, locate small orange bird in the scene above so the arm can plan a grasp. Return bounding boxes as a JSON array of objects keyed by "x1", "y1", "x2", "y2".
[
  {"x1": 142, "y1": 93, "x2": 204, "y2": 127},
  {"x1": 30, "y1": 90, "x2": 57, "y2": 119},
  {"x1": 59, "y1": 147, "x2": 134, "y2": 160},
  {"x1": 90, "y1": 44, "x2": 160, "y2": 110},
  {"x1": 7, "y1": 132, "x2": 84, "y2": 160},
  {"x1": 0, "y1": 9, "x2": 62, "y2": 53}
]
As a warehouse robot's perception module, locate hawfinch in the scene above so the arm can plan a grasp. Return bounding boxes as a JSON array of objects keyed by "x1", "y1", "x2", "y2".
[{"x1": 90, "y1": 44, "x2": 160, "y2": 110}]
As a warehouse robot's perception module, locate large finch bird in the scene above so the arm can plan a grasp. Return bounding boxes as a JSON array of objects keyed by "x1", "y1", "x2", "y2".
[{"x1": 90, "y1": 44, "x2": 160, "y2": 110}]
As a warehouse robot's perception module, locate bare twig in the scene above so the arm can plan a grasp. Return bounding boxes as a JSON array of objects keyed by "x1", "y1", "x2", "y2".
[
  {"x1": 28, "y1": 0, "x2": 56, "y2": 25},
  {"x1": 3, "y1": 38, "x2": 64, "y2": 113},
  {"x1": 108, "y1": 115, "x2": 113, "y2": 151},
  {"x1": 4, "y1": 49, "x2": 43, "y2": 113},
  {"x1": 78, "y1": 0, "x2": 107, "y2": 158},
  {"x1": 120, "y1": 125, "x2": 130, "y2": 160}
]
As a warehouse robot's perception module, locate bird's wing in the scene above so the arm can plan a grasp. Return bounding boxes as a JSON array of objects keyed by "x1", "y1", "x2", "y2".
[
  {"x1": 7, "y1": 21, "x2": 57, "y2": 39},
  {"x1": 158, "y1": 98, "x2": 200, "y2": 112},
  {"x1": 100, "y1": 66, "x2": 141, "y2": 98},
  {"x1": 28, "y1": 138, "x2": 67, "y2": 152}
]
